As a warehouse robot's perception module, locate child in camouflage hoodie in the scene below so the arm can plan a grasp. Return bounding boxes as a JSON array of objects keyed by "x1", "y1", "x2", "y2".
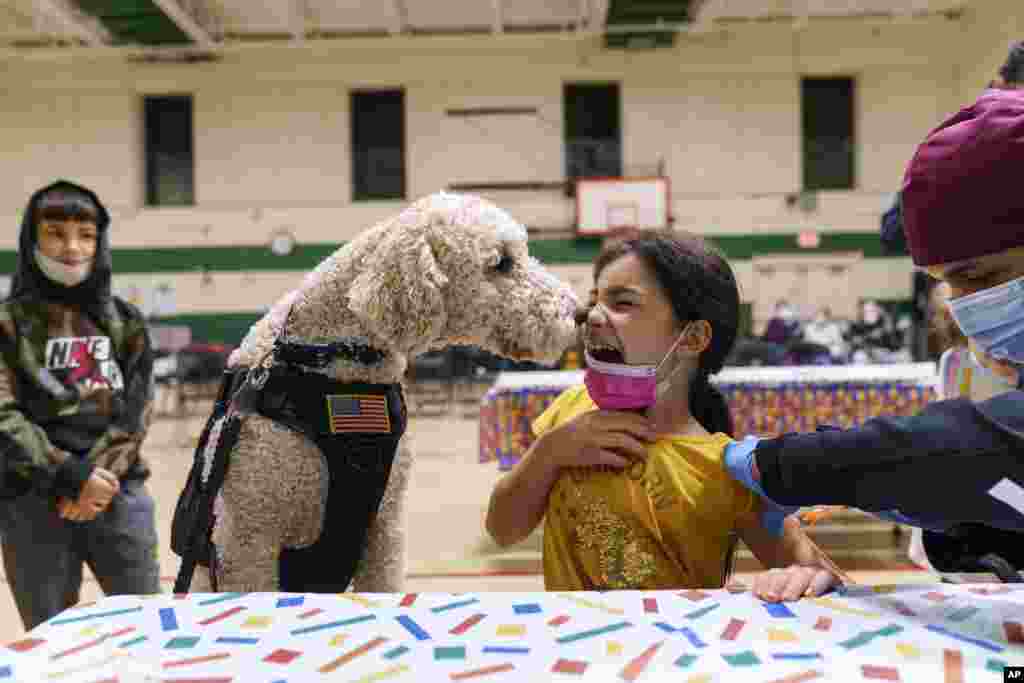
[{"x1": 0, "y1": 180, "x2": 159, "y2": 630}]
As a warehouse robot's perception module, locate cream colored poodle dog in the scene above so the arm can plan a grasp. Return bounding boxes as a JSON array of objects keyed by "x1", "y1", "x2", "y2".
[{"x1": 177, "y1": 192, "x2": 578, "y2": 593}]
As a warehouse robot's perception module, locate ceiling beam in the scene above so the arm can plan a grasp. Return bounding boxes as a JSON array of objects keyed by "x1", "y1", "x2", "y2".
[
  {"x1": 390, "y1": 0, "x2": 406, "y2": 34},
  {"x1": 491, "y1": 0, "x2": 503, "y2": 33},
  {"x1": 149, "y1": 0, "x2": 216, "y2": 48},
  {"x1": 32, "y1": 0, "x2": 111, "y2": 46}
]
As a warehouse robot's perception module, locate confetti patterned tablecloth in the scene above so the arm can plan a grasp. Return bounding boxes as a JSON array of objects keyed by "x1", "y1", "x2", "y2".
[
  {"x1": 7, "y1": 585, "x2": 1023, "y2": 682},
  {"x1": 479, "y1": 369, "x2": 938, "y2": 470}
]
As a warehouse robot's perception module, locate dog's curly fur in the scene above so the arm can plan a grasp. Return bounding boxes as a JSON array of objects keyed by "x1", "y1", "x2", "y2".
[{"x1": 189, "y1": 192, "x2": 579, "y2": 593}]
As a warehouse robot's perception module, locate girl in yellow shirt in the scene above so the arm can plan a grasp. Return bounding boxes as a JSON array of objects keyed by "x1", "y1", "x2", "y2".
[{"x1": 486, "y1": 230, "x2": 842, "y2": 601}]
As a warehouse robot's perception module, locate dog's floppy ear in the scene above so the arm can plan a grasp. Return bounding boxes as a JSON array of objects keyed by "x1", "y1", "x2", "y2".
[{"x1": 348, "y1": 227, "x2": 449, "y2": 353}]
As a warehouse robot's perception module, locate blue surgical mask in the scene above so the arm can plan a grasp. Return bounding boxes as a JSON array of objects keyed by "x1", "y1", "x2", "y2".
[{"x1": 947, "y1": 275, "x2": 1024, "y2": 364}]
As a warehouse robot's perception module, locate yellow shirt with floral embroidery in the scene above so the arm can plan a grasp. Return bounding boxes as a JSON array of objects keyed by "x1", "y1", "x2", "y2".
[{"x1": 533, "y1": 385, "x2": 757, "y2": 591}]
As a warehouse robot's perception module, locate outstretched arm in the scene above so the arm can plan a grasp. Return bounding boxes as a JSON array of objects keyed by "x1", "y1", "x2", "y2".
[{"x1": 726, "y1": 395, "x2": 1024, "y2": 534}]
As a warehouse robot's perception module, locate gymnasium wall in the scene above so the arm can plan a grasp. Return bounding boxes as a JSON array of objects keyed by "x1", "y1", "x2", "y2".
[{"x1": 1, "y1": 6, "x2": 1011, "y2": 343}]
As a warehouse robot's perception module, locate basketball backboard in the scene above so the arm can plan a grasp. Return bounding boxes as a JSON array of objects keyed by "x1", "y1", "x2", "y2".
[{"x1": 575, "y1": 177, "x2": 670, "y2": 236}]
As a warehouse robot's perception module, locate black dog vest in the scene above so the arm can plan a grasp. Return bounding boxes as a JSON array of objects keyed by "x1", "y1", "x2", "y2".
[{"x1": 172, "y1": 364, "x2": 406, "y2": 593}]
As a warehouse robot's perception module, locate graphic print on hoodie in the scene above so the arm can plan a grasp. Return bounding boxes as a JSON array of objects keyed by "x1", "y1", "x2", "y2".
[{"x1": 48, "y1": 331, "x2": 124, "y2": 393}]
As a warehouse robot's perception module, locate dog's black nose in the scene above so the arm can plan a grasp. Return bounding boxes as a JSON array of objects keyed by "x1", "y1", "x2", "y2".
[{"x1": 573, "y1": 306, "x2": 590, "y2": 327}]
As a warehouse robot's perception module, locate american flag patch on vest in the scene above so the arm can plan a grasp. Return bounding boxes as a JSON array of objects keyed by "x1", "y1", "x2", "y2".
[{"x1": 326, "y1": 394, "x2": 391, "y2": 434}]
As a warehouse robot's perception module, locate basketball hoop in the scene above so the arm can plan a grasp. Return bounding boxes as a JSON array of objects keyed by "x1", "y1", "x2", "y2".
[{"x1": 575, "y1": 177, "x2": 669, "y2": 238}]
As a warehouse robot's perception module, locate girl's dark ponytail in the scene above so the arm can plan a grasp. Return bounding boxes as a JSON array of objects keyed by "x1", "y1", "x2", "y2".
[{"x1": 688, "y1": 370, "x2": 734, "y2": 437}]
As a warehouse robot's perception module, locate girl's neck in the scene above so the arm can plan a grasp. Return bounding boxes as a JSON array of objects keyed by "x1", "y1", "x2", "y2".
[{"x1": 645, "y1": 386, "x2": 708, "y2": 437}]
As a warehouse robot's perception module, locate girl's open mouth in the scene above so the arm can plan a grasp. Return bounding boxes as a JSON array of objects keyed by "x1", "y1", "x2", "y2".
[{"x1": 587, "y1": 344, "x2": 625, "y2": 364}]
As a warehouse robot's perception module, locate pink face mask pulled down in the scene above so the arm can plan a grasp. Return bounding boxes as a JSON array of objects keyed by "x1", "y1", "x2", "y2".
[
  {"x1": 583, "y1": 325, "x2": 688, "y2": 411},
  {"x1": 583, "y1": 352, "x2": 658, "y2": 410}
]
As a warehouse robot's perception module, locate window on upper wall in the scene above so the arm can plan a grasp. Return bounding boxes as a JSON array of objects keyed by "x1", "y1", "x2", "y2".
[
  {"x1": 564, "y1": 83, "x2": 622, "y2": 197},
  {"x1": 351, "y1": 90, "x2": 406, "y2": 201},
  {"x1": 144, "y1": 95, "x2": 195, "y2": 207},
  {"x1": 801, "y1": 77, "x2": 856, "y2": 191}
]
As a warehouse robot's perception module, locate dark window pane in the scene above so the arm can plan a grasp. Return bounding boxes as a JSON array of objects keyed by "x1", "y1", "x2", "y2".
[
  {"x1": 564, "y1": 83, "x2": 622, "y2": 195},
  {"x1": 144, "y1": 96, "x2": 194, "y2": 206},
  {"x1": 352, "y1": 90, "x2": 405, "y2": 201},
  {"x1": 802, "y1": 77, "x2": 855, "y2": 191}
]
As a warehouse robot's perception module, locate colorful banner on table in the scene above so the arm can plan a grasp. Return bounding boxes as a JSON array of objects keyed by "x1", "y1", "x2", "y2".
[{"x1": 6, "y1": 584, "x2": 1022, "y2": 681}]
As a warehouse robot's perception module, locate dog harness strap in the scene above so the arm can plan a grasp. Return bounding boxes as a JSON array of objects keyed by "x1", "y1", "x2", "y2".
[
  {"x1": 230, "y1": 366, "x2": 407, "y2": 592},
  {"x1": 273, "y1": 304, "x2": 388, "y2": 368},
  {"x1": 172, "y1": 370, "x2": 246, "y2": 593},
  {"x1": 274, "y1": 338, "x2": 387, "y2": 368}
]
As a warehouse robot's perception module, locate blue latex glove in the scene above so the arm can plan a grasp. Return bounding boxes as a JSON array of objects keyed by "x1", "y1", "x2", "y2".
[{"x1": 724, "y1": 437, "x2": 799, "y2": 537}]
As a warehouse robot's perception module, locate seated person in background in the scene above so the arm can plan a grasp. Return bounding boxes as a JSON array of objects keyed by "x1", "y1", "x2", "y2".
[
  {"x1": 762, "y1": 299, "x2": 801, "y2": 347},
  {"x1": 486, "y1": 231, "x2": 843, "y2": 600},
  {"x1": 846, "y1": 299, "x2": 903, "y2": 364},
  {"x1": 727, "y1": 299, "x2": 797, "y2": 367},
  {"x1": 791, "y1": 306, "x2": 846, "y2": 365}
]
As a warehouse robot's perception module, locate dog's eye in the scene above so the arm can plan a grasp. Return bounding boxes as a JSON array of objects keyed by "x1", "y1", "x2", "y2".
[{"x1": 494, "y1": 255, "x2": 514, "y2": 274}]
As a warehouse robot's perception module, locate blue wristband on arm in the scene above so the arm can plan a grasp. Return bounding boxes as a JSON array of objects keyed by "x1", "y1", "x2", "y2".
[{"x1": 724, "y1": 437, "x2": 767, "y2": 496}]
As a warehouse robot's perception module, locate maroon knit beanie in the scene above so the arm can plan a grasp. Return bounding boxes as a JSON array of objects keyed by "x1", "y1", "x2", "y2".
[{"x1": 901, "y1": 88, "x2": 1024, "y2": 266}]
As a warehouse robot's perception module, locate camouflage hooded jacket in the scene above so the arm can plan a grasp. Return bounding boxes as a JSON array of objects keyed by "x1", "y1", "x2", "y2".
[{"x1": 0, "y1": 181, "x2": 152, "y2": 501}]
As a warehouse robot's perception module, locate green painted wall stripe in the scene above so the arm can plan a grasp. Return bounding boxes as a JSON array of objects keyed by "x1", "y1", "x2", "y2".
[
  {"x1": 0, "y1": 244, "x2": 339, "y2": 275},
  {"x1": 0, "y1": 231, "x2": 899, "y2": 274},
  {"x1": 112, "y1": 244, "x2": 340, "y2": 273},
  {"x1": 529, "y1": 232, "x2": 898, "y2": 264},
  {"x1": 157, "y1": 298, "x2": 914, "y2": 347},
  {"x1": 151, "y1": 312, "x2": 261, "y2": 346},
  {"x1": 707, "y1": 232, "x2": 897, "y2": 260}
]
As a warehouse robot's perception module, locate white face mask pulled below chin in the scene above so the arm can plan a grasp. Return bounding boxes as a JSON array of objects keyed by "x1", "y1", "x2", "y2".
[{"x1": 34, "y1": 248, "x2": 92, "y2": 287}]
